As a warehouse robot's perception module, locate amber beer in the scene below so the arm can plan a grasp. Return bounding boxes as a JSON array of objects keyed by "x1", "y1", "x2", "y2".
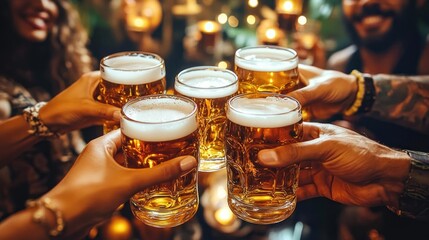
[
  {"x1": 234, "y1": 45, "x2": 301, "y2": 94},
  {"x1": 99, "y1": 51, "x2": 166, "y2": 134},
  {"x1": 225, "y1": 92, "x2": 303, "y2": 224},
  {"x1": 234, "y1": 45, "x2": 309, "y2": 120},
  {"x1": 174, "y1": 66, "x2": 238, "y2": 172},
  {"x1": 121, "y1": 95, "x2": 199, "y2": 228}
]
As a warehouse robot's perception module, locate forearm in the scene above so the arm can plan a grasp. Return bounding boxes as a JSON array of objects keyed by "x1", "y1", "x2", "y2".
[
  {"x1": 368, "y1": 74, "x2": 429, "y2": 133},
  {"x1": 0, "y1": 115, "x2": 41, "y2": 167},
  {"x1": 0, "y1": 207, "x2": 52, "y2": 240}
]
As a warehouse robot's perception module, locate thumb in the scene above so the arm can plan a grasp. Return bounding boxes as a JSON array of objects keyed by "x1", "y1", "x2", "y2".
[
  {"x1": 287, "y1": 80, "x2": 324, "y2": 108},
  {"x1": 82, "y1": 101, "x2": 121, "y2": 122},
  {"x1": 258, "y1": 122, "x2": 323, "y2": 167},
  {"x1": 130, "y1": 156, "x2": 197, "y2": 192},
  {"x1": 258, "y1": 139, "x2": 325, "y2": 167}
]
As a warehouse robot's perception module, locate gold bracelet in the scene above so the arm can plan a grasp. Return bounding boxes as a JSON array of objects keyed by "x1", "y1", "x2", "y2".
[
  {"x1": 26, "y1": 198, "x2": 65, "y2": 237},
  {"x1": 22, "y1": 102, "x2": 60, "y2": 138},
  {"x1": 343, "y1": 70, "x2": 365, "y2": 116}
]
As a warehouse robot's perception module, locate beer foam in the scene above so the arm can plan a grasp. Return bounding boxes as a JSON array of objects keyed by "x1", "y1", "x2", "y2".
[
  {"x1": 175, "y1": 69, "x2": 238, "y2": 98},
  {"x1": 121, "y1": 97, "x2": 198, "y2": 141},
  {"x1": 101, "y1": 55, "x2": 165, "y2": 85},
  {"x1": 227, "y1": 96, "x2": 301, "y2": 128},
  {"x1": 235, "y1": 47, "x2": 298, "y2": 72}
]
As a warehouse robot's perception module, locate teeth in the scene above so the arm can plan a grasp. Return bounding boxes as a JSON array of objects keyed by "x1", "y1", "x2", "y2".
[
  {"x1": 362, "y1": 15, "x2": 384, "y2": 25},
  {"x1": 27, "y1": 17, "x2": 46, "y2": 28}
]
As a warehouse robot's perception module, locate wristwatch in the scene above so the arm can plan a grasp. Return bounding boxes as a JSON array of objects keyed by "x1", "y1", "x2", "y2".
[{"x1": 391, "y1": 150, "x2": 429, "y2": 221}]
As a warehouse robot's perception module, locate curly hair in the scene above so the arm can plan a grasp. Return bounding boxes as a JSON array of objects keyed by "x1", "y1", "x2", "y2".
[{"x1": 0, "y1": 0, "x2": 95, "y2": 95}]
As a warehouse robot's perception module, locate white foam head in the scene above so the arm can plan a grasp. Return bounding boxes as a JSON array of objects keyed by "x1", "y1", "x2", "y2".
[
  {"x1": 227, "y1": 93, "x2": 301, "y2": 128},
  {"x1": 121, "y1": 95, "x2": 198, "y2": 141},
  {"x1": 100, "y1": 52, "x2": 165, "y2": 85},
  {"x1": 175, "y1": 67, "x2": 238, "y2": 99},
  {"x1": 235, "y1": 46, "x2": 298, "y2": 72}
]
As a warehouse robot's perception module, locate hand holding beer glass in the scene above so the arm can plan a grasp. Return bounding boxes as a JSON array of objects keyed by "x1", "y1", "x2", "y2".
[
  {"x1": 174, "y1": 66, "x2": 238, "y2": 172},
  {"x1": 225, "y1": 92, "x2": 303, "y2": 224},
  {"x1": 98, "y1": 51, "x2": 166, "y2": 134},
  {"x1": 120, "y1": 94, "x2": 199, "y2": 228}
]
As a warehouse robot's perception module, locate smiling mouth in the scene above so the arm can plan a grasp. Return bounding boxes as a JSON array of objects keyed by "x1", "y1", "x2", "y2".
[
  {"x1": 26, "y1": 16, "x2": 49, "y2": 30},
  {"x1": 360, "y1": 15, "x2": 387, "y2": 28}
]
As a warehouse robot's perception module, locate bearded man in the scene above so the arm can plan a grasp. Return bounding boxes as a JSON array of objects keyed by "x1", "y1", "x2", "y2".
[{"x1": 325, "y1": 0, "x2": 429, "y2": 152}]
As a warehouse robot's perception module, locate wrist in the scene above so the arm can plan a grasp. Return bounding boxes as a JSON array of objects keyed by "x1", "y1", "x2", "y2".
[
  {"x1": 343, "y1": 70, "x2": 376, "y2": 116},
  {"x1": 382, "y1": 150, "x2": 410, "y2": 207},
  {"x1": 387, "y1": 150, "x2": 429, "y2": 220},
  {"x1": 26, "y1": 197, "x2": 65, "y2": 238},
  {"x1": 22, "y1": 102, "x2": 60, "y2": 138}
]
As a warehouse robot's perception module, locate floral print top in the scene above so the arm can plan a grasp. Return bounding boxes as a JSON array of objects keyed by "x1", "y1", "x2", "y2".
[{"x1": 0, "y1": 76, "x2": 85, "y2": 221}]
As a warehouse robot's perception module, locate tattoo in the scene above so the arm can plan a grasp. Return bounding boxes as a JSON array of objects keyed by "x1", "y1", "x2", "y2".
[{"x1": 370, "y1": 74, "x2": 429, "y2": 133}]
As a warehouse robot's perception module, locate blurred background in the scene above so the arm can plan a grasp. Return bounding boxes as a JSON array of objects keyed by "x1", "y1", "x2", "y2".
[
  {"x1": 69, "y1": 0, "x2": 429, "y2": 239},
  {"x1": 73, "y1": 0, "x2": 429, "y2": 88}
]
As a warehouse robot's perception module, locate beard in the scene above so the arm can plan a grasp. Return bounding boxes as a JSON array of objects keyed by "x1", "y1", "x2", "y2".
[{"x1": 343, "y1": 2, "x2": 418, "y2": 53}]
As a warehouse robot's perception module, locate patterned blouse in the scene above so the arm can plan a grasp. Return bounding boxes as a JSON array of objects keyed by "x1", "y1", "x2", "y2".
[{"x1": 0, "y1": 76, "x2": 85, "y2": 221}]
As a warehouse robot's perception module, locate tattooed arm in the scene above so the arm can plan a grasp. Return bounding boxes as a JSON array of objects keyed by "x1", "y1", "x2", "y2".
[
  {"x1": 291, "y1": 65, "x2": 429, "y2": 133},
  {"x1": 369, "y1": 74, "x2": 429, "y2": 133}
]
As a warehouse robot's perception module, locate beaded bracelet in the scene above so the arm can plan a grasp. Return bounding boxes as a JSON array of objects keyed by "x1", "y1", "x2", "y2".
[
  {"x1": 26, "y1": 197, "x2": 65, "y2": 237},
  {"x1": 22, "y1": 102, "x2": 60, "y2": 138},
  {"x1": 343, "y1": 70, "x2": 376, "y2": 116}
]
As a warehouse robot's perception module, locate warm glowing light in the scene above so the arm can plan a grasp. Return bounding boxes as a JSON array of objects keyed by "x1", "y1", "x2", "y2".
[
  {"x1": 204, "y1": 21, "x2": 215, "y2": 32},
  {"x1": 276, "y1": 0, "x2": 303, "y2": 15},
  {"x1": 297, "y1": 15, "x2": 307, "y2": 26},
  {"x1": 172, "y1": 0, "x2": 201, "y2": 16},
  {"x1": 218, "y1": 61, "x2": 228, "y2": 69},
  {"x1": 102, "y1": 215, "x2": 133, "y2": 240},
  {"x1": 112, "y1": 219, "x2": 131, "y2": 234},
  {"x1": 247, "y1": 15, "x2": 256, "y2": 25},
  {"x1": 215, "y1": 186, "x2": 227, "y2": 199},
  {"x1": 248, "y1": 0, "x2": 258, "y2": 8},
  {"x1": 218, "y1": 13, "x2": 228, "y2": 24},
  {"x1": 127, "y1": 16, "x2": 150, "y2": 32},
  {"x1": 124, "y1": 0, "x2": 162, "y2": 32},
  {"x1": 228, "y1": 16, "x2": 239, "y2": 28},
  {"x1": 265, "y1": 28, "x2": 278, "y2": 40},
  {"x1": 283, "y1": 1, "x2": 293, "y2": 12},
  {"x1": 198, "y1": 20, "x2": 221, "y2": 33},
  {"x1": 214, "y1": 207, "x2": 236, "y2": 226}
]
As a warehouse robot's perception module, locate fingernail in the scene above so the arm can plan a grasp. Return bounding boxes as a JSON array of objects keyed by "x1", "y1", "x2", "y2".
[
  {"x1": 180, "y1": 156, "x2": 196, "y2": 171},
  {"x1": 113, "y1": 110, "x2": 121, "y2": 121},
  {"x1": 258, "y1": 150, "x2": 277, "y2": 164}
]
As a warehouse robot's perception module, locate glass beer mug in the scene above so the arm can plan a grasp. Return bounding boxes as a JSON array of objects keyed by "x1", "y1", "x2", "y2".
[
  {"x1": 98, "y1": 51, "x2": 166, "y2": 134},
  {"x1": 225, "y1": 92, "x2": 303, "y2": 224},
  {"x1": 174, "y1": 66, "x2": 238, "y2": 172},
  {"x1": 234, "y1": 45, "x2": 310, "y2": 120},
  {"x1": 120, "y1": 94, "x2": 199, "y2": 228}
]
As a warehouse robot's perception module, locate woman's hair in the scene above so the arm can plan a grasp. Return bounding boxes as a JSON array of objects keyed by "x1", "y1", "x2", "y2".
[{"x1": 0, "y1": 0, "x2": 95, "y2": 95}]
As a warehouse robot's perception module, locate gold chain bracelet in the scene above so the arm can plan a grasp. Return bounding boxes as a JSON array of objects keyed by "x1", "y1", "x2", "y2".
[
  {"x1": 26, "y1": 197, "x2": 65, "y2": 237},
  {"x1": 22, "y1": 102, "x2": 60, "y2": 138}
]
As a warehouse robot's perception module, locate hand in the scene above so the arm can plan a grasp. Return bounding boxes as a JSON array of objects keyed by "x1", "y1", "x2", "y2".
[
  {"x1": 289, "y1": 65, "x2": 357, "y2": 120},
  {"x1": 258, "y1": 122, "x2": 410, "y2": 208},
  {"x1": 39, "y1": 71, "x2": 120, "y2": 134},
  {"x1": 42, "y1": 129, "x2": 197, "y2": 239}
]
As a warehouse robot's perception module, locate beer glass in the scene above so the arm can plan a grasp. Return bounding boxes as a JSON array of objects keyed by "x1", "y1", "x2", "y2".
[
  {"x1": 99, "y1": 51, "x2": 166, "y2": 134},
  {"x1": 234, "y1": 45, "x2": 309, "y2": 120},
  {"x1": 225, "y1": 92, "x2": 303, "y2": 224},
  {"x1": 174, "y1": 66, "x2": 238, "y2": 172},
  {"x1": 121, "y1": 94, "x2": 199, "y2": 228}
]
